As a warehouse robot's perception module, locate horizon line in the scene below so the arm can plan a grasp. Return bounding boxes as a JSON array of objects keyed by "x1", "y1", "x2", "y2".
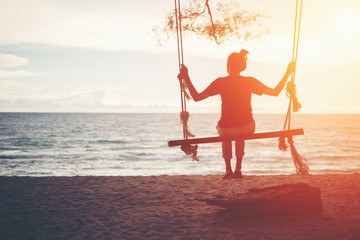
[{"x1": 1, "y1": 111, "x2": 359, "y2": 115}]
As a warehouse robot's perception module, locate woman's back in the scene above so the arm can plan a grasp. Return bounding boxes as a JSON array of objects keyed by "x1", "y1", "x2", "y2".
[{"x1": 205, "y1": 75, "x2": 267, "y2": 128}]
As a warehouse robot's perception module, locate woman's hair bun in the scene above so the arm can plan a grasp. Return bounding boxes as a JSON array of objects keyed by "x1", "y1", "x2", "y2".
[{"x1": 239, "y1": 49, "x2": 249, "y2": 56}]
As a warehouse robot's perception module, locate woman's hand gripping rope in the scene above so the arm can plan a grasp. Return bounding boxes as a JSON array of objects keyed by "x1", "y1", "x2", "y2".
[{"x1": 285, "y1": 62, "x2": 301, "y2": 112}]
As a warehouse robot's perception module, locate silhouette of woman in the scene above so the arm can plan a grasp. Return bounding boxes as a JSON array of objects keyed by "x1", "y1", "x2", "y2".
[{"x1": 179, "y1": 49, "x2": 296, "y2": 179}]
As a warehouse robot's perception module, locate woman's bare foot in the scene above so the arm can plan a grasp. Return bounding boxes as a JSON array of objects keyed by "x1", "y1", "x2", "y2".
[
  {"x1": 223, "y1": 170, "x2": 234, "y2": 179},
  {"x1": 233, "y1": 171, "x2": 243, "y2": 179}
]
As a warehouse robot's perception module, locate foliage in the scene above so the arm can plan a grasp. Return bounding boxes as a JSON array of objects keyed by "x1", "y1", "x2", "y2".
[{"x1": 153, "y1": 0, "x2": 269, "y2": 45}]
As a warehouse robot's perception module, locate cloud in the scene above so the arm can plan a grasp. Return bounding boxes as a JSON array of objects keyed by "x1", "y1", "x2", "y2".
[
  {"x1": 0, "y1": 53, "x2": 29, "y2": 68},
  {"x1": 0, "y1": 85, "x2": 181, "y2": 112},
  {"x1": 60, "y1": 88, "x2": 106, "y2": 106},
  {"x1": 0, "y1": 53, "x2": 44, "y2": 79},
  {"x1": 0, "y1": 87, "x2": 107, "y2": 111}
]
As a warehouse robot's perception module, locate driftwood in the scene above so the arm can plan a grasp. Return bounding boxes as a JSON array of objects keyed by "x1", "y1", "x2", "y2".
[{"x1": 196, "y1": 183, "x2": 322, "y2": 217}]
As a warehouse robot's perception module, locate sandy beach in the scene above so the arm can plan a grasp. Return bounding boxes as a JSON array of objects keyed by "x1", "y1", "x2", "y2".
[{"x1": 1, "y1": 173, "x2": 360, "y2": 239}]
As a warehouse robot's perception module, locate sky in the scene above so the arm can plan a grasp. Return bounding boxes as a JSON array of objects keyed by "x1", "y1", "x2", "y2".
[{"x1": 0, "y1": 0, "x2": 359, "y2": 113}]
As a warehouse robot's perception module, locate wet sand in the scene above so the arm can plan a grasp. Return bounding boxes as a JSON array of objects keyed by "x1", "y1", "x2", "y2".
[{"x1": 1, "y1": 174, "x2": 360, "y2": 239}]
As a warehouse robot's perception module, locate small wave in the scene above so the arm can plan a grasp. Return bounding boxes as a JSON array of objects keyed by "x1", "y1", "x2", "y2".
[
  {"x1": 0, "y1": 147, "x2": 21, "y2": 151},
  {"x1": 8, "y1": 138, "x2": 54, "y2": 148},
  {"x1": 135, "y1": 152, "x2": 156, "y2": 157},
  {"x1": 93, "y1": 139, "x2": 129, "y2": 144},
  {"x1": 0, "y1": 154, "x2": 55, "y2": 161},
  {"x1": 0, "y1": 155, "x2": 28, "y2": 160}
]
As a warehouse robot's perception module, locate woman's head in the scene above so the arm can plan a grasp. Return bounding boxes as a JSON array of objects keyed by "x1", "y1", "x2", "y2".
[{"x1": 227, "y1": 49, "x2": 249, "y2": 75}]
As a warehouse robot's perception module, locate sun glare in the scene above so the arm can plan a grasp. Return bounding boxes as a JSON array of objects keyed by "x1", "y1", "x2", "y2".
[{"x1": 336, "y1": 10, "x2": 360, "y2": 35}]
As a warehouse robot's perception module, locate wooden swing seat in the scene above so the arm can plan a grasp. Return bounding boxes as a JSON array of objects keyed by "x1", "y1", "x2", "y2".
[{"x1": 168, "y1": 128, "x2": 304, "y2": 147}]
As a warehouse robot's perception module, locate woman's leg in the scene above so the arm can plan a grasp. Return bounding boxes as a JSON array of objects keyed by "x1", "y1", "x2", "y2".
[
  {"x1": 217, "y1": 125, "x2": 233, "y2": 176},
  {"x1": 222, "y1": 141, "x2": 233, "y2": 174},
  {"x1": 235, "y1": 140, "x2": 245, "y2": 173}
]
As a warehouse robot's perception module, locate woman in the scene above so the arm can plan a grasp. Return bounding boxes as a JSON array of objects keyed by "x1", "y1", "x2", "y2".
[{"x1": 179, "y1": 49, "x2": 296, "y2": 179}]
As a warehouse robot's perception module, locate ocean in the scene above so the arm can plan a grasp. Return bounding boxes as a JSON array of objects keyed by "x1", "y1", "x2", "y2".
[{"x1": 0, "y1": 112, "x2": 359, "y2": 176}]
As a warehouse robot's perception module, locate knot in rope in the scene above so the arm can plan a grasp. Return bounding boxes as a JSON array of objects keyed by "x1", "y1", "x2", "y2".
[
  {"x1": 181, "y1": 143, "x2": 199, "y2": 162},
  {"x1": 278, "y1": 135, "x2": 295, "y2": 152},
  {"x1": 278, "y1": 136, "x2": 287, "y2": 151},
  {"x1": 286, "y1": 81, "x2": 302, "y2": 112},
  {"x1": 287, "y1": 135, "x2": 294, "y2": 144},
  {"x1": 180, "y1": 111, "x2": 195, "y2": 138},
  {"x1": 179, "y1": 111, "x2": 198, "y2": 161}
]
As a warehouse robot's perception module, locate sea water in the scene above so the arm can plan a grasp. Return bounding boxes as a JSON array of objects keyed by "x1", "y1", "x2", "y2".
[{"x1": 0, "y1": 112, "x2": 359, "y2": 176}]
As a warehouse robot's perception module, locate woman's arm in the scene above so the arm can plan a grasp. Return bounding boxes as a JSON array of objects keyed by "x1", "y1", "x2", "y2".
[
  {"x1": 263, "y1": 62, "x2": 296, "y2": 97},
  {"x1": 179, "y1": 65, "x2": 210, "y2": 102}
]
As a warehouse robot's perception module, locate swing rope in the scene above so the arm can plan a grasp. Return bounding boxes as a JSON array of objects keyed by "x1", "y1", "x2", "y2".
[
  {"x1": 175, "y1": 0, "x2": 199, "y2": 161},
  {"x1": 279, "y1": 0, "x2": 309, "y2": 175},
  {"x1": 173, "y1": 0, "x2": 308, "y2": 173}
]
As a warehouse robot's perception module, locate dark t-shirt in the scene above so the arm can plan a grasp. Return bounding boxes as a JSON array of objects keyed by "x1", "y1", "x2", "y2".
[{"x1": 205, "y1": 75, "x2": 267, "y2": 128}]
